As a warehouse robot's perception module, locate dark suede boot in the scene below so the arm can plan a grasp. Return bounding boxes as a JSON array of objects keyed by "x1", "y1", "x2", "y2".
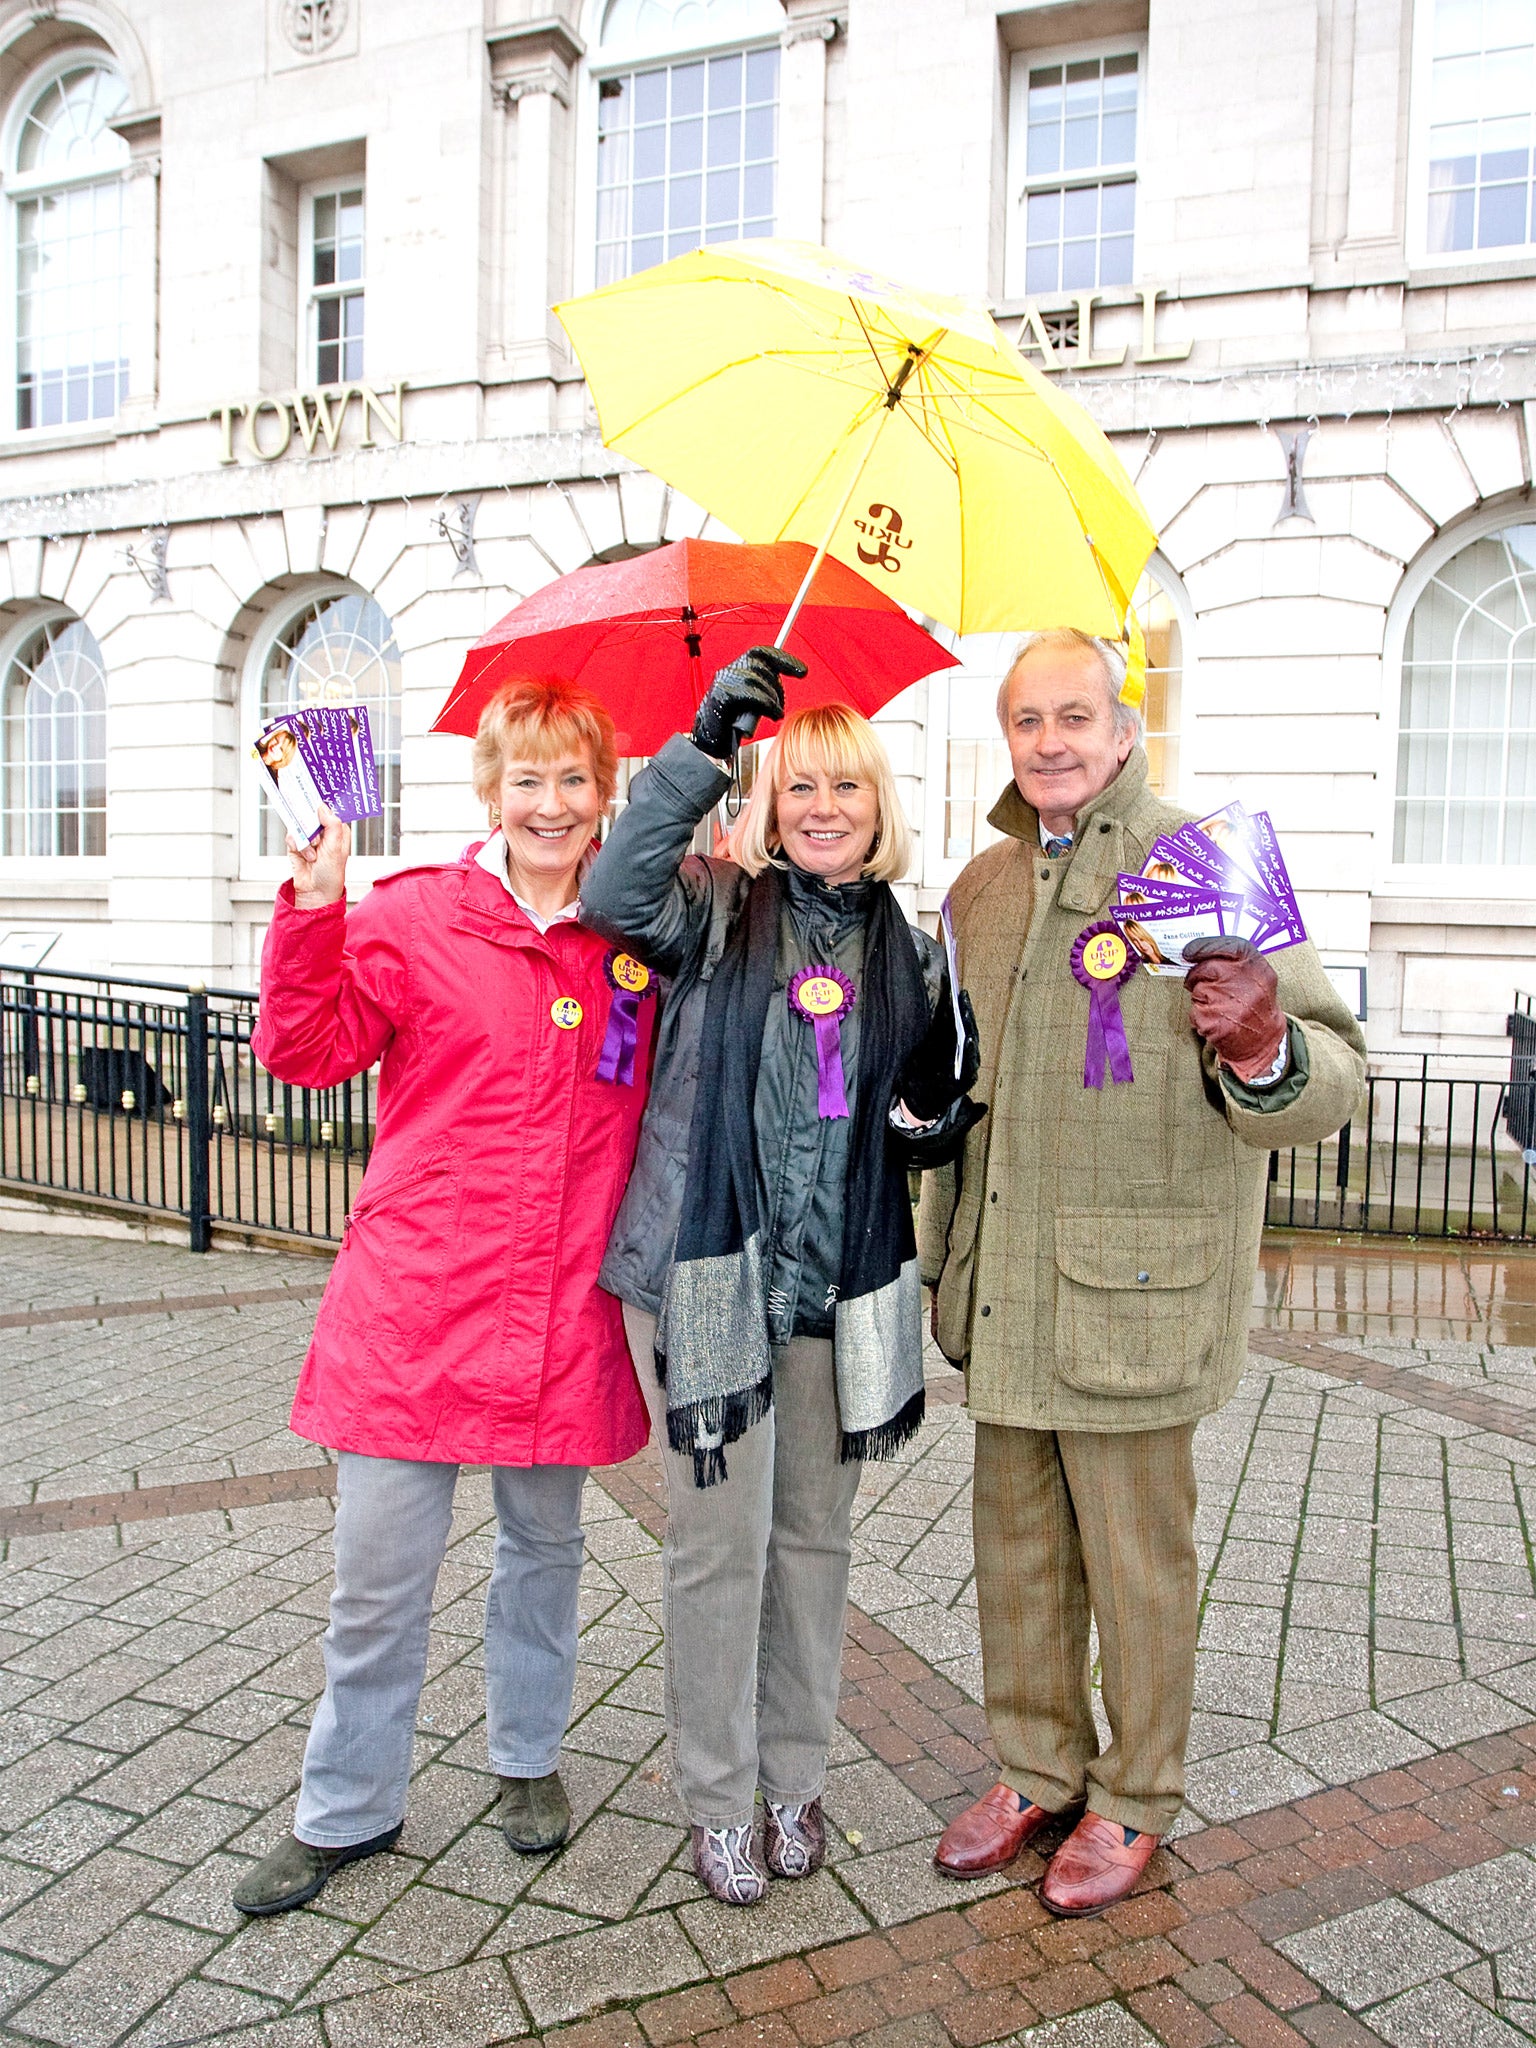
[
  {"x1": 232, "y1": 1823, "x2": 403, "y2": 1916},
  {"x1": 497, "y1": 1771, "x2": 571, "y2": 1853}
]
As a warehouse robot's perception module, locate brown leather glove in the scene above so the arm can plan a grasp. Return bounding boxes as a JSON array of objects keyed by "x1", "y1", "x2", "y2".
[{"x1": 1182, "y1": 935, "x2": 1286, "y2": 1081}]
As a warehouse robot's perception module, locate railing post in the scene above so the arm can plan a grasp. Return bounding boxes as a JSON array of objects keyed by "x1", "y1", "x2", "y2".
[{"x1": 185, "y1": 984, "x2": 211, "y2": 1253}]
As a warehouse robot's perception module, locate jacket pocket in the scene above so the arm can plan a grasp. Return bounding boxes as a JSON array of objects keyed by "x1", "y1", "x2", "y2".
[
  {"x1": 1051, "y1": 1209, "x2": 1225, "y2": 1399},
  {"x1": 334, "y1": 1142, "x2": 465, "y2": 1341}
]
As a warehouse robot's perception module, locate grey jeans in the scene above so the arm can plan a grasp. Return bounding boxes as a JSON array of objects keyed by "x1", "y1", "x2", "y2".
[
  {"x1": 623, "y1": 1304, "x2": 862, "y2": 1828},
  {"x1": 294, "y1": 1451, "x2": 587, "y2": 1848}
]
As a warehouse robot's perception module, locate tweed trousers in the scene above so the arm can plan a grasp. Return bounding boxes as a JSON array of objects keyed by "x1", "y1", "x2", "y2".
[{"x1": 973, "y1": 1420, "x2": 1198, "y2": 1837}]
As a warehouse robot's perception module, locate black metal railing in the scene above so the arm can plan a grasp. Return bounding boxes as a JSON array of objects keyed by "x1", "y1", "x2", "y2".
[
  {"x1": 7, "y1": 967, "x2": 1536, "y2": 1248},
  {"x1": 1, "y1": 969, "x2": 373, "y2": 1249},
  {"x1": 1266, "y1": 1042, "x2": 1536, "y2": 1241}
]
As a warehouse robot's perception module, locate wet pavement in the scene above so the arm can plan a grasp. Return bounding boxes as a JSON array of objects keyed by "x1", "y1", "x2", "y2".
[{"x1": 0, "y1": 1223, "x2": 1532, "y2": 2048}]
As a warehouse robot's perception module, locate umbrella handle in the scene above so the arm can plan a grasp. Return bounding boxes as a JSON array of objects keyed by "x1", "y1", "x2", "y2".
[{"x1": 773, "y1": 405, "x2": 892, "y2": 651}]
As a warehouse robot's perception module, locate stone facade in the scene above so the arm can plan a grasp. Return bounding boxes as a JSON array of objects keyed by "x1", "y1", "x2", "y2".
[{"x1": 0, "y1": 0, "x2": 1532, "y2": 1055}]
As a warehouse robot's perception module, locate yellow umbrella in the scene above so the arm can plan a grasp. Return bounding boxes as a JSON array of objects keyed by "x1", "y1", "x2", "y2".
[{"x1": 555, "y1": 239, "x2": 1156, "y2": 640}]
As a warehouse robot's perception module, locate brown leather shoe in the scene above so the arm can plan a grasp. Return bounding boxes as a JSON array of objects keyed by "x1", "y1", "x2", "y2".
[
  {"x1": 933, "y1": 1782, "x2": 1054, "y2": 1877},
  {"x1": 1040, "y1": 1811, "x2": 1160, "y2": 1917}
]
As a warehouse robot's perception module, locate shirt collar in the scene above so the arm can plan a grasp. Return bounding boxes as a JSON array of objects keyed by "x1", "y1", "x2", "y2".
[
  {"x1": 473, "y1": 831, "x2": 590, "y2": 934},
  {"x1": 1039, "y1": 822, "x2": 1074, "y2": 852}
]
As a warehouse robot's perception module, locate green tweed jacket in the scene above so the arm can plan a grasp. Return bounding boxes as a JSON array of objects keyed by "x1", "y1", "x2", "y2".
[{"x1": 917, "y1": 748, "x2": 1367, "y2": 1432}]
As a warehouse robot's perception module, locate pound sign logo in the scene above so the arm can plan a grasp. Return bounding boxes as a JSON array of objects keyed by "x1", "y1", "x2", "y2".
[{"x1": 854, "y1": 503, "x2": 911, "y2": 573}]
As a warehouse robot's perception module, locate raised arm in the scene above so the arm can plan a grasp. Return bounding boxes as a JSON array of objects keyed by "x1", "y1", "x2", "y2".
[
  {"x1": 580, "y1": 736, "x2": 732, "y2": 977},
  {"x1": 251, "y1": 809, "x2": 407, "y2": 1088},
  {"x1": 582, "y1": 645, "x2": 805, "y2": 975}
]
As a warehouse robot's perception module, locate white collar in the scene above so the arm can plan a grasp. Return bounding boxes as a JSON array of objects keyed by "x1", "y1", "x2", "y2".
[
  {"x1": 1039, "y1": 822, "x2": 1075, "y2": 850},
  {"x1": 474, "y1": 831, "x2": 588, "y2": 934}
]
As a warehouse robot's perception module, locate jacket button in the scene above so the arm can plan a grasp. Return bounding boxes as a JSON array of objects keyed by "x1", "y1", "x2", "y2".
[
  {"x1": 1040, "y1": 867, "x2": 1051, "y2": 880},
  {"x1": 980, "y1": 1304, "x2": 991, "y2": 1316},
  {"x1": 1099, "y1": 821, "x2": 1111, "y2": 834},
  {"x1": 989, "y1": 1191, "x2": 998, "y2": 1203},
  {"x1": 1137, "y1": 1271, "x2": 1150, "y2": 1284}
]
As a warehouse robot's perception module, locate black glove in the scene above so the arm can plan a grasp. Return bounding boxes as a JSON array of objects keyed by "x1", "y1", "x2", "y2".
[
  {"x1": 899, "y1": 1096, "x2": 988, "y2": 1169},
  {"x1": 691, "y1": 645, "x2": 807, "y2": 761},
  {"x1": 897, "y1": 989, "x2": 981, "y2": 1124}
]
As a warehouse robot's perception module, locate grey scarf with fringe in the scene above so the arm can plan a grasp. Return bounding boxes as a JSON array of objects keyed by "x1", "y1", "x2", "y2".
[{"x1": 652, "y1": 866, "x2": 929, "y2": 1487}]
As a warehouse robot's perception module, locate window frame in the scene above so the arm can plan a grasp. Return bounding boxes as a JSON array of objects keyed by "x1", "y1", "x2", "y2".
[
  {"x1": 1408, "y1": 0, "x2": 1536, "y2": 270},
  {"x1": 1003, "y1": 33, "x2": 1147, "y2": 306},
  {"x1": 240, "y1": 583, "x2": 404, "y2": 885},
  {"x1": 297, "y1": 176, "x2": 365, "y2": 390},
  {"x1": 574, "y1": 0, "x2": 784, "y2": 297},
  {"x1": 2, "y1": 50, "x2": 132, "y2": 441},
  {"x1": 1380, "y1": 506, "x2": 1536, "y2": 895},
  {"x1": 0, "y1": 603, "x2": 109, "y2": 868}
]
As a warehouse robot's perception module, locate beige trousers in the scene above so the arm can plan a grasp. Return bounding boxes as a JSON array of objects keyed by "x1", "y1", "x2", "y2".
[{"x1": 972, "y1": 1420, "x2": 1198, "y2": 1837}]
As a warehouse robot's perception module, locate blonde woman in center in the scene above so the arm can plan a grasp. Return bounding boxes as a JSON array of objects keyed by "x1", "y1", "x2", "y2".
[{"x1": 583, "y1": 649, "x2": 983, "y2": 1906}]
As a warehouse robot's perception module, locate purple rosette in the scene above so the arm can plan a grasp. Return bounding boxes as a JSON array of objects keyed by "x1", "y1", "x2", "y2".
[
  {"x1": 788, "y1": 966, "x2": 858, "y2": 1120},
  {"x1": 596, "y1": 948, "x2": 653, "y2": 1086},
  {"x1": 1069, "y1": 922, "x2": 1138, "y2": 1089}
]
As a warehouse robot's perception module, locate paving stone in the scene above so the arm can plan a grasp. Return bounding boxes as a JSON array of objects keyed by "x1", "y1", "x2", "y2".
[
  {"x1": 118, "y1": 1795, "x2": 256, "y2": 1865},
  {"x1": 0, "y1": 1950, "x2": 51, "y2": 2020},
  {"x1": 677, "y1": 1869, "x2": 871, "y2": 1973},
  {"x1": 356, "y1": 1882, "x2": 503, "y2": 1969},
  {"x1": 1407, "y1": 1852, "x2": 1536, "y2": 1951},
  {"x1": 1365, "y1": 1976, "x2": 1531, "y2": 2046},
  {"x1": 321, "y1": 1957, "x2": 528, "y2": 2046},
  {"x1": 203, "y1": 1905, "x2": 357, "y2": 1999},
  {"x1": 834, "y1": 1840, "x2": 1010, "y2": 1927},
  {"x1": 510, "y1": 1911, "x2": 707, "y2": 2027},
  {"x1": 823, "y1": 1758, "x2": 946, "y2": 1852},
  {"x1": 1018, "y1": 2004, "x2": 1161, "y2": 2046},
  {"x1": 1386, "y1": 1684, "x2": 1528, "y2": 1747},
  {"x1": 1183, "y1": 1745, "x2": 1325, "y2": 1823},
  {"x1": 1278, "y1": 1898, "x2": 1478, "y2": 2008},
  {"x1": 530, "y1": 1811, "x2": 684, "y2": 1920},
  {"x1": 123, "y1": 1977, "x2": 282, "y2": 2045},
  {"x1": 1274, "y1": 1712, "x2": 1434, "y2": 1785},
  {"x1": 6, "y1": 1912, "x2": 218, "y2": 2048},
  {"x1": 0, "y1": 1846, "x2": 178, "y2": 1963}
]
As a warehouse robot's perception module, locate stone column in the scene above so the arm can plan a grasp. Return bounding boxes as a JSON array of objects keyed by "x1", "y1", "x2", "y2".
[
  {"x1": 778, "y1": 7, "x2": 841, "y2": 242},
  {"x1": 110, "y1": 110, "x2": 162, "y2": 433},
  {"x1": 488, "y1": 20, "x2": 584, "y2": 380}
]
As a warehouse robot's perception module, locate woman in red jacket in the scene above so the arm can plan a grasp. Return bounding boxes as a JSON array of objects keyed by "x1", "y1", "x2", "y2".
[{"x1": 232, "y1": 678, "x2": 654, "y2": 1919}]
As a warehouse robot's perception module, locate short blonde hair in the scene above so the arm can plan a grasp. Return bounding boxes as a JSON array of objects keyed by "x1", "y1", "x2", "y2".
[
  {"x1": 733, "y1": 703, "x2": 913, "y2": 884},
  {"x1": 471, "y1": 676, "x2": 619, "y2": 806}
]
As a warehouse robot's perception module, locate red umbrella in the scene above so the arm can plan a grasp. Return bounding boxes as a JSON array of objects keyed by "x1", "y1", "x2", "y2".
[{"x1": 431, "y1": 539, "x2": 957, "y2": 754}]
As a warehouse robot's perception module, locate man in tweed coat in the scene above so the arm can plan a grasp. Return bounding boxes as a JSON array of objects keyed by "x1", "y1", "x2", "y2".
[{"x1": 922, "y1": 630, "x2": 1365, "y2": 1916}]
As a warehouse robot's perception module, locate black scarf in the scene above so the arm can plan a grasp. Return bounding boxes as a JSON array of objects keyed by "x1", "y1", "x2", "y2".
[{"x1": 655, "y1": 866, "x2": 930, "y2": 1485}]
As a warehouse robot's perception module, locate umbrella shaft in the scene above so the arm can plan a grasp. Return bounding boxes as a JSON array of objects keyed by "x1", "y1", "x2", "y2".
[{"x1": 774, "y1": 406, "x2": 891, "y2": 650}]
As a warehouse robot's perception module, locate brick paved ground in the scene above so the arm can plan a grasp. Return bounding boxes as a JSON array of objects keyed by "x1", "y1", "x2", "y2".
[{"x1": 0, "y1": 1228, "x2": 1534, "y2": 2046}]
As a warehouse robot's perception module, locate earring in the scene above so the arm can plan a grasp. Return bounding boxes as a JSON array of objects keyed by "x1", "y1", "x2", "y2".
[{"x1": 489, "y1": 806, "x2": 501, "y2": 825}]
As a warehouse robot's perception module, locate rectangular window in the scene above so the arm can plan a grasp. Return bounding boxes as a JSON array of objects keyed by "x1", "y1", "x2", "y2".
[
  {"x1": 943, "y1": 738, "x2": 1013, "y2": 865},
  {"x1": 1423, "y1": 0, "x2": 1536, "y2": 256},
  {"x1": 300, "y1": 182, "x2": 364, "y2": 386},
  {"x1": 1007, "y1": 45, "x2": 1138, "y2": 301},
  {"x1": 15, "y1": 179, "x2": 128, "y2": 429},
  {"x1": 596, "y1": 45, "x2": 778, "y2": 286}
]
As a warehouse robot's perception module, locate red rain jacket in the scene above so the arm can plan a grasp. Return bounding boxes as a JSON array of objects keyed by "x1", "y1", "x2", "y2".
[{"x1": 253, "y1": 848, "x2": 653, "y2": 1467}]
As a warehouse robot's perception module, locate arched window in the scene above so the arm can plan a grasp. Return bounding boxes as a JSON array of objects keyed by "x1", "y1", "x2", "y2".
[
  {"x1": 256, "y1": 591, "x2": 402, "y2": 858},
  {"x1": 1395, "y1": 522, "x2": 1536, "y2": 865},
  {"x1": 595, "y1": 0, "x2": 782, "y2": 285},
  {"x1": 1, "y1": 617, "x2": 108, "y2": 855},
  {"x1": 9, "y1": 60, "x2": 131, "y2": 431}
]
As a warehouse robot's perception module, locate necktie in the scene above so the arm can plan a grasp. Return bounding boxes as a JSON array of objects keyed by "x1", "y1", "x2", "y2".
[{"x1": 1045, "y1": 836, "x2": 1072, "y2": 860}]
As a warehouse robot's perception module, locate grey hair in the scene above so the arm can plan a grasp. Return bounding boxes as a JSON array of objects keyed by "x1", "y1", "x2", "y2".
[{"x1": 995, "y1": 628, "x2": 1144, "y2": 744}]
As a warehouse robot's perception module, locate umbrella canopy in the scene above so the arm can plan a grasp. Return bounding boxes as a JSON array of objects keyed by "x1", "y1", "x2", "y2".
[
  {"x1": 432, "y1": 538, "x2": 958, "y2": 756},
  {"x1": 555, "y1": 239, "x2": 1157, "y2": 639}
]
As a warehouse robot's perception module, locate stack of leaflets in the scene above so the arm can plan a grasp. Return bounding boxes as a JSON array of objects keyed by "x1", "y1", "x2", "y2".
[
  {"x1": 251, "y1": 705, "x2": 382, "y2": 846},
  {"x1": 1110, "y1": 802, "x2": 1308, "y2": 976}
]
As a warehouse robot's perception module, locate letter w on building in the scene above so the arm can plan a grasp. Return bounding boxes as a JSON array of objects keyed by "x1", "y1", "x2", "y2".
[{"x1": 291, "y1": 388, "x2": 350, "y2": 454}]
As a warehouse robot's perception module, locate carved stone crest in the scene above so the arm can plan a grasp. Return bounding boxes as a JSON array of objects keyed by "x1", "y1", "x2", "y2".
[{"x1": 281, "y1": 0, "x2": 347, "y2": 56}]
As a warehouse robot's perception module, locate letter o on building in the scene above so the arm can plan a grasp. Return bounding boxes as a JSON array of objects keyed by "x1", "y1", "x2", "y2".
[{"x1": 246, "y1": 396, "x2": 293, "y2": 461}]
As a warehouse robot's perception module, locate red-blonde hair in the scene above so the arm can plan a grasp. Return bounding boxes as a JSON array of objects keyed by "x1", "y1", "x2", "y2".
[{"x1": 470, "y1": 677, "x2": 619, "y2": 807}]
